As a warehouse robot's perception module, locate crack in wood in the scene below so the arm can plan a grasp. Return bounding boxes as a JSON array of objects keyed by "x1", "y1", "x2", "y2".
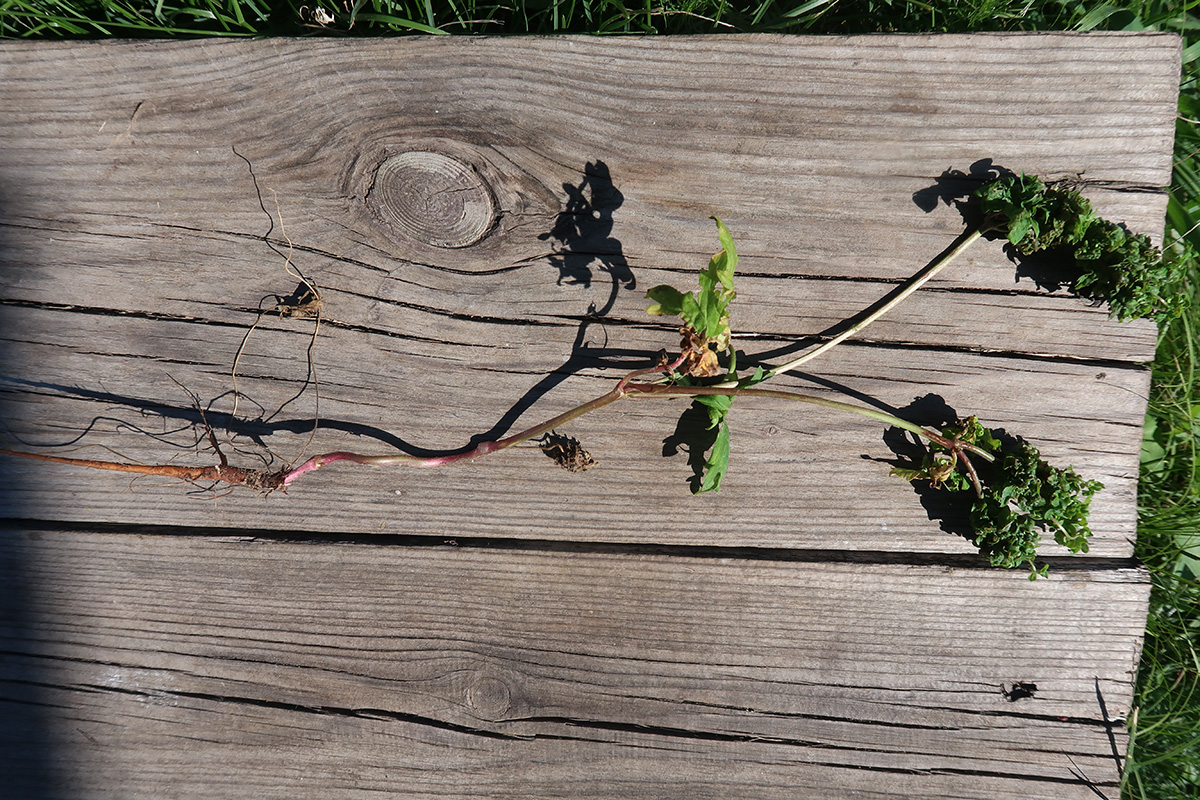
[
  {"x1": 334, "y1": 286, "x2": 570, "y2": 329},
  {"x1": 622, "y1": 694, "x2": 971, "y2": 731},
  {"x1": 1, "y1": 282, "x2": 1153, "y2": 368},
  {"x1": 9, "y1": 676, "x2": 1119, "y2": 786},
  {"x1": 726, "y1": 331, "x2": 1151, "y2": 371},
  {"x1": 0, "y1": 518, "x2": 1146, "y2": 576},
  {"x1": 78, "y1": 683, "x2": 532, "y2": 740}
]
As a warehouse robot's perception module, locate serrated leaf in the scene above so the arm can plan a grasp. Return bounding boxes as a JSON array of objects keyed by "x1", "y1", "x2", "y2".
[
  {"x1": 966, "y1": 436, "x2": 1102, "y2": 576},
  {"x1": 696, "y1": 420, "x2": 731, "y2": 494},
  {"x1": 1008, "y1": 214, "x2": 1031, "y2": 246},
  {"x1": 694, "y1": 393, "x2": 732, "y2": 429},
  {"x1": 679, "y1": 291, "x2": 704, "y2": 335},
  {"x1": 660, "y1": 220, "x2": 745, "y2": 490},
  {"x1": 696, "y1": 281, "x2": 724, "y2": 338},
  {"x1": 976, "y1": 174, "x2": 1188, "y2": 323}
]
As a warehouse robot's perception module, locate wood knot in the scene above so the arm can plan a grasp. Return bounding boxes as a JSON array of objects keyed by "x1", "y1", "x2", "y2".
[
  {"x1": 466, "y1": 676, "x2": 511, "y2": 717},
  {"x1": 368, "y1": 151, "x2": 496, "y2": 248}
]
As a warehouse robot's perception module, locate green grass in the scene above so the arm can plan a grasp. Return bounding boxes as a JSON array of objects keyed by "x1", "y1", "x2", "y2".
[
  {"x1": 2, "y1": 1, "x2": 1198, "y2": 797},
  {"x1": 1132, "y1": 278, "x2": 1200, "y2": 796},
  {"x1": 0, "y1": 0, "x2": 1185, "y2": 36}
]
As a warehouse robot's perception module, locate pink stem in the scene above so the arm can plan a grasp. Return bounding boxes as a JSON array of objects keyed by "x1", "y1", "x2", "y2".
[{"x1": 282, "y1": 354, "x2": 699, "y2": 486}]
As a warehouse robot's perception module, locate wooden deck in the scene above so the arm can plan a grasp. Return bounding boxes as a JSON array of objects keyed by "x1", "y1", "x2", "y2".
[{"x1": 0, "y1": 33, "x2": 1180, "y2": 798}]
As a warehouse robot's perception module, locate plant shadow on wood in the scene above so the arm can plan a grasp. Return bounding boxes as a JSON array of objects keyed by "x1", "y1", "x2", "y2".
[
  {"x1": 0, "y1": 161, "x2": 648, "y2": 470},
  {"x1": 538, "y1": 160, "x2": 634, "y2": 300},
  {"x1": 466, "y1": 160, "x2": 642, "y2": 453},
  {"x1": 661, "y1": 401, "x2": 721, "y2": 493},
  {"x1": 876, "y1": 392, "x2": 1029, "y2": 550},
  {"x1": 912, "y1": 157, "x2": 1015, "y2": 218},
  {"x1": 876, "y1": 393, "x2": 974, "y2": 539}
]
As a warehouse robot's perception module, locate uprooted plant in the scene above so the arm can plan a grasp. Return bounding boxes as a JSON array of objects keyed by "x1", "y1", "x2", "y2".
[{"x1": 1, "y1": 173, "x2": 1189, "y2": 577}]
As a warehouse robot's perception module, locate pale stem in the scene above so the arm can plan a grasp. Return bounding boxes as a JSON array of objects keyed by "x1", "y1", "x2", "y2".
[
  {"x1": 626, "y1": 384, "x2": 995, "y2": 462},
  {"x1": 768, "y1": 227, "x2": 985, "y2": 379}
]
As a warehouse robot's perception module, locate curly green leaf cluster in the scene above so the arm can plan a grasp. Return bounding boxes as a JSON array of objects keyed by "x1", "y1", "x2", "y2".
[
  {"x1": 969, "y1": 438, "x2": 1102, "y2": 579},
  {"x1": 645, "y1": 215, "x2": 1108, "y2": 577},
  {"x1": 976, "y1": 174, "x2": 1187, "y2": 323},
  {"x1": 977, "y1": 175, "x2": 1094, "y2": 253},
  {"x1": 892, "y1": 418, "x2": 1102, "y2": 578}
]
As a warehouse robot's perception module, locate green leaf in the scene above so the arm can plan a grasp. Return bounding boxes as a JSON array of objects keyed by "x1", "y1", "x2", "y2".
[
  {"x1": 644, "y1": 219, "x2": 743, "y2": 379},
  {"x1": 696, "y1": 420, "x2": 731, "y2": 494},
  {"x1": 645, "y1": 284, "x2": 687, "y2": 317},
  {"x1": 694, "y1": 393, "x2": 732, "y2": 429},
  {"x1": 744, "y1": 366, "x2": 768, "y2": 386},
  {"x1": 710, "y1": 216, "x2": 738, "y2": 294},
  {"x1": 693, "y1": 366, "x2": 764, "y2": 432},
  {"x1": 692, "y1": 218, "x2": 738, "y2": 340},
  {"x1": 691, "y1": 366, "x2": 767, "y2": 491},
  {"x1": 976, "y1": 174, "x2": 1189, "y2": 323},
  {"x1": 967, "y1": 437, "x2": 1103, "y2": 576},
  {"x1": 680, "y1": 291, "x2": 705, "y2": 336},
  {"x1": 695, "y1": 282, "x2": 724, "y2": 338},
  {"x1": 889, "y1": 466, "x2": 929, "y2": 482},
  {"x1": 892, "y1": 416, "x2": 1103, "y2": 577},
  {"x1": 1007, "y1": 213, "x2": 1032, "y2": 246},
  {"x1": 653, "y1": 220, "x2": 745, "y2": 492}
]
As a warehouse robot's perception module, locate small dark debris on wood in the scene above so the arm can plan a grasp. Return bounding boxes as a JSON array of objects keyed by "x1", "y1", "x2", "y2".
[
  {"x1": 538, "y1": 431, "x2": 597, "y2": 473},
  {"x1": 275, "y1": 281, "x2": 323, "y2": 318}
]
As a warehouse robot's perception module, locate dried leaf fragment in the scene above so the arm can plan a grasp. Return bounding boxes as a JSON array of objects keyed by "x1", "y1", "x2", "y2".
[{"x1": 538, "y1": 431, "x2": 597, "y2": 472}]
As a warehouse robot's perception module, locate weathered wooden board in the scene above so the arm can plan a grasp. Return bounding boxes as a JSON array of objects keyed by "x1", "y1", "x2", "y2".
[
  {"x1": 0, "y1": 301, "x2": 1146, "y2": 555},
  {"x1": 0, "y1": 32, "x2": 1178, "y2": 799},
  {"x1": 1, "y1": 528, "x2": 1145, "y2": 799},
  {"x1": 0, "y1": 32, "x2": 1177, "y2": 554}
]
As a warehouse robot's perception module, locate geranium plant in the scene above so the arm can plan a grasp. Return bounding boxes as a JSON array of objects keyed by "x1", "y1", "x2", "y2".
[{"x1": 3, "y1": 174, "x2": 1186, "y2": 577}]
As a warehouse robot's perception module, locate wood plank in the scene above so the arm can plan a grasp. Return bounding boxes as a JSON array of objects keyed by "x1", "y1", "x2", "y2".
[
  {"x1": 0, "y1": 34, "x2": 1172, "y2": 800},
  {"x1": 0, "y1": 300, "x2": 1145, "y2": 556},
  {"x1": 0, "y1": 527, "x2": 1147, "y2": 799},
  {"x1": 0, "y1": 213, "x2": 1164, "y2": 362},
  {"x1": 0, "y1": 34, "x2": 1176, "y2": 363},
  {"x1": 0, "y1": 35, "x2": 1175, "y2": 557}
]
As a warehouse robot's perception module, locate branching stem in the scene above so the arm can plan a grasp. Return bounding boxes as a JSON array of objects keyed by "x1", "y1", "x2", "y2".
[
  {"x1": 1, "y1": 220, "x2": 999, "y2": 492},
  {"x1": 624, "y1": 383, "x2": 994, "y2": 462},
  {"x1": 278, "y1": 374, "x2": 993, "y2": 486}
]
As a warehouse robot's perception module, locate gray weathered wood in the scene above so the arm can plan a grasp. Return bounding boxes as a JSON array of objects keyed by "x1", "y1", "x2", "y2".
[
  {"x1": 0, "y1": 32, "x2": 1174, "y2": 552},
  {"x1": 0, "y1": 300, "x2": 1147, "y2": 555},
  {"x1": 2, "y1": 528, "x2": 1146, "y2": 799},
  {"x1": 0, "y1": 32, "x2": 1178, "y2": 799}
]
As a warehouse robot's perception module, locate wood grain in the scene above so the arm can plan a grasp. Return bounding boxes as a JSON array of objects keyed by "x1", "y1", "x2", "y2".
[
  {"x1": 0, "y1": 300, "x2": 1147, "y2": 556},
  {"x1": 1, "y1": 528, "x2": 1145, "y2": 799},
  {"x1": 0, "y1": 33, "x2": 1177, "y2": 799},
  {"x1": 0, "y1": 33, "x2": 1175, "y2": 554}
]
